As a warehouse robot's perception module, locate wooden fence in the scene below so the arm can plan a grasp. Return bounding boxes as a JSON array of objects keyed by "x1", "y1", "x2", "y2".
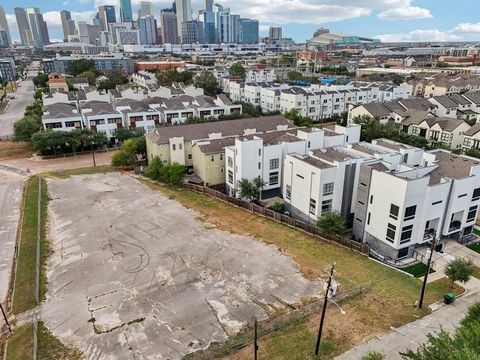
[{"x1": 183, "y1": 183, "x2": 369, "y2": 256}]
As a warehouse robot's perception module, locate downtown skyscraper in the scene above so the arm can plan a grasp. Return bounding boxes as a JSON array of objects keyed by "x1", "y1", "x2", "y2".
[
  {"x1": 98, "y1": 5, "x2": 116, "y2": 31},
  {"x1": 0, "y1": 6, "x2": 11, "y2": 45},
  {"x1": 118, "y1": 0, "x2": 133, "y2": 22},
  {"x1": 175, "y1": 0, "x2": 192, "y2": 43}
]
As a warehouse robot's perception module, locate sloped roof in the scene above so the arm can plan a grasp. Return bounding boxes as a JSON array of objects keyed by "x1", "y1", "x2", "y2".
[
  {"x1": 43, "y1": 103, "x2": 81, "y2": 119},
  {"x1": 145, "y1": 115, "x2": 295, "y2": 145}
]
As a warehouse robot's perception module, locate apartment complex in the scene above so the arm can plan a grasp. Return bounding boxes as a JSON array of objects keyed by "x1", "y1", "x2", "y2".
[{"x1": 228, "y1": 81, "x2": 413, "y2": 121}]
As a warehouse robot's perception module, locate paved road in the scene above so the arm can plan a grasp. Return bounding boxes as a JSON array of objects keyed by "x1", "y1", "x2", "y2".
[
  {"x1": 336, "y1": 278, "x2": 480, "y2": 359},
  {"x1": 0, "y1": 62, "x2": 39, "y2": 139},
  {"x1": 0, "y1": 170, "x2": 24, "y2": 330}
]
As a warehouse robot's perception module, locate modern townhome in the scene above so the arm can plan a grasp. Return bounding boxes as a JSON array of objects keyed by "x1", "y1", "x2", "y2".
[
  {"x1": 280, "y1": 138, "x2": 413, "y2": 225},
  {"x1": 42, "y1": 103, "x2": 84, "y2": 131},
  {"x1": 113, "y1": 98, "x2": 161, "y2": 132},
  {"x1": 42, "y1": 90, "x2": 87, "y2": 107},
  {"x1": 147, "y1": 94, "x2": 242, "y2": 124},
  {"x1": 427, "y1": 92, "x2": 480, "y2": 121},
  {"x1": 145, "y1": 115, "x2": 297, "y2": 166},
  {"x1": 353, "y1": 148, "x2": 480, "y2": 260},
  {"x1": 409, "y1": 117, "x2": 471, "y2": 150},
  {"x1": 71, "y1": 78, "x2": 90, "y2": 91},
  {"x1": 131, "y1": 71, "x2": 158, "y2": 88},
  {"x1": 80, "y1": 101, "x2": 123, "y2": 139}
]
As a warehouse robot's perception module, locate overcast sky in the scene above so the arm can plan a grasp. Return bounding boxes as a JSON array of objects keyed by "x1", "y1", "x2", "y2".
[{"x1": 1, "y1": 0, "x2": 480, "y2": 43}]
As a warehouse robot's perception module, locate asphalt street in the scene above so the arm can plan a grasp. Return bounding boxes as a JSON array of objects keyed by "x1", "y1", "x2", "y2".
[{"x1": 0, "y1": 62, "x2": 39, "y2": 139}]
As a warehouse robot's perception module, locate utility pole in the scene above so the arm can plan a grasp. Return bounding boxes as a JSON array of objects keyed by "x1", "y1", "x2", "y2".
[
  {"x1": 418, "y1": 231, "x2": 436, "y2": 309},
  {"x1": 315, "y1": 263, "x2": 335, "y2": 356},
  {"x1": 254, "y1": 317, "x2": 258, "y2": 360},
  {"x1": 91, "y1": 142, "x2": 96, "y2": 167},
  {"x1": 0, "y1": 302, "x2": 12, "y2": 334}
]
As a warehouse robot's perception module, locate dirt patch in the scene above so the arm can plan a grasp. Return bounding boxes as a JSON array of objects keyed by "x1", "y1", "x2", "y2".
[{"x1": 0, "y1": 141, "x2": 33, "y2": 160}]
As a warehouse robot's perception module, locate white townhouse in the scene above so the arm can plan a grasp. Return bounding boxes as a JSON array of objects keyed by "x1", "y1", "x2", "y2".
[
  {"x1": 80, "y1": 101, "x2": 123, "y2": 139},
  {"x1": 226, "y1": 124, "x2": 361, "y2": 198},
  {"x1": 228, "y1": 81, "x2": 245, "y2": 102},
  {"x1": 71, "y1": 78, "x2": 90, "y2": 91},
  {"x1": 462, "y1": 123, "x2": 480, "y2": 151},
  {"x1": 244, "y1": 82, "x2": 278, "y2": 106},
  {"x1": 353, "y1": 149, "x2": 480, "y2": 260},
  {"x1": 42, "y1": 103, "x2": 84, "y2": 131},
  {"x1": 131, "y1": 71, "x2": 158, "y2": 88},
  {"x1": 245, "y1": 69, "x2": 276, "y2": 83},
  {"x1": 114, "y1": 99, "x2": 161, "y2": 133},
  {"x1": 147, "y1": 94, "x2": 242, "y2": 125}
]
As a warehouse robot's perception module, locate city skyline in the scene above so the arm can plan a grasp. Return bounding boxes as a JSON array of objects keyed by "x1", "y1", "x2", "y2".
[{"x1": 0, "y1": 0, "x2": 478, "y2": 44}]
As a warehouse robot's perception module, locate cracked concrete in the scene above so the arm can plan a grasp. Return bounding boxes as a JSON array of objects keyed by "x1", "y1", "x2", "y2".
[{"x1": 40, "y1": 173, "x2": 322, "y2": 359}]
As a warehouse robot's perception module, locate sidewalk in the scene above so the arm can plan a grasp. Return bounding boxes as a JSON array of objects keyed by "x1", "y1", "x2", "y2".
[{"x1": 335, "y1": 277, "x2": 480, "y2": 360}]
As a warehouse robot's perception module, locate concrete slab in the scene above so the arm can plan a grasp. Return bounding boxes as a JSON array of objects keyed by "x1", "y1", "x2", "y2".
[{"x1": 40, "y1": 173, "x2": 322, "y2": 359}]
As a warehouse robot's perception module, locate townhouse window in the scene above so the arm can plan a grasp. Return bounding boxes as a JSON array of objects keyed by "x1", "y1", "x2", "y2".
[
  {"x1": 286, "y1": 184, "x2": 291, "y2": 200},
  {"x1": 172, "y1": 144, "x2": 176, "y2": 151},
  {"x1": 463, "y1": 138, "x2": 472, "y2": 146},
  {"x1": 211, "y1": 155, "x2": 215, "y2": 162},
  {"x1": 228, "y1": 170, "x2": 233, "y2": 184},
  {"x1": 412, "y1": 127, "x2": 418, "y2": 134},
  {"x1": 370, "y1": 195, "x2": 373, "y2": 204},
  {"x1": 400, "y1": 225, "x2": 413, "y2": 244},
  {"x1": 269, "y1": 172, "x2": 279, "y2": 186},
  {"x1": 472, "y1": 188, "x2": 480, "y2": 201},
  {"x1": 228, "y1": 156, "x2": 233, "y2": 167},
  {"x1": 258, "y1": 162, "x2": 261, "y2": 170},
  {"x1": 220, "y1": 154, "x2": 223, "y2": 161},
  {"x1": 179, "y1": 144, "x2": 183, "y2": 150},
  {"x1": 321, "y1": 199, "x2": 332, "y2": 214},
  {"x1": 404, "y1": 205, "x2": 416, "y2": 221},
  {"x1": 467, "y1": 205, "x2": 478, "y2": 222},
  {"x1": 297, "y1": 174, "x2": 304, "y2": 179},
  {"x1": 258, "y1": 149, "x2": 261, "y2": 156},
  {"x1": 188, "y1": 154, "x2": 192, "y2": 159},
  {"x1": 367, "y1": 212, "x2": 371, "y2": 225},
  {"x1": 309, "y1": 198, "x2": 316, "y2": 215},
  {"x1": 432, "y1": 200, "x2": 442, "y2": 205},
  {"x1": 386, "y1": 223, "x2": 396, "y2": 243},
  {"x1": 398, "y1": 247, "x2": 409, "y2": 259},
  {"x1": 323, "y1": 182, "x2": 334, "y2": 196},
  {"x1": 458, "y1": 193, "x2": 467, "y2": 198},
  {"x1": 389, "y1": 204, "x2": 399, "y2": 220},
  {"x1": 440, "y1": 132, "x2": 450, "y2": 142},
  {"x1": 270, "y1": 158, "x2": 279, "y2": 170}
]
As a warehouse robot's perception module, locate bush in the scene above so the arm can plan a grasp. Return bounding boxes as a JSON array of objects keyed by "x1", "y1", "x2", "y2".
[
  {"x1": 361, "y1": 351, "x2": 385, "y2": 360},
  {"x1": 444, "y1": 258, "x2": 474, "y2": 289},
  {"x1": 111, "y1": 150, "x2": 130, "y2": 167},
  {"x1": 270, "y1": 201, "x2": 284, "y2": 213},
  {"x1": 316, "y1": 212, "x2": 347, "y2": 237},
  {"x1": 145, "y1": 156, "x2": 186, "y2": 186}
]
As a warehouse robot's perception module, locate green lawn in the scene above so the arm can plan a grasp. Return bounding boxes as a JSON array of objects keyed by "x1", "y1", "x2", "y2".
[
  {"x1": 12, "y1": 176, "x2": 49, "y2": 314},
  {"x1": 4, "y1": 323, "x2": 33, "y2": 360},
  {"x1": 467, "y1": 241, "x2": 480, "y2": 254},
  {"x1": 5, "y1": 321, "x2": 82, "y2": 360},
  {"x1": 143, "y1": 180, "x2": 461, "y2": 359},
  {"x1": 402, "y1": 262, "x2": 436, "y2": 278}
]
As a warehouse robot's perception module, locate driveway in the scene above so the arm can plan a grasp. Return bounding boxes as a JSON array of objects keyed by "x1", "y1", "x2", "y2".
[{"x1": 335, "y1": 277, "x2": 480, "y2": 360}]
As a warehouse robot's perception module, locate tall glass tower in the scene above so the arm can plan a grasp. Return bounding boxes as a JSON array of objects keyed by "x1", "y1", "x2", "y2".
[{"x1": 118, "y1": 0, "x2": 133, "y2": 22}]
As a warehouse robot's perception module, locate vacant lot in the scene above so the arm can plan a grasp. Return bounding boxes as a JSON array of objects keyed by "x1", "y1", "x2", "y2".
[
  {"x1": 41, "y1": 173, "x2": 321, "y2": 360},
  {"x1": 0, "y1": 141, "x2": 33, "y2": 160},
  {"x1": 145, "y1": 180, "x2": 459, "y2": 359}
]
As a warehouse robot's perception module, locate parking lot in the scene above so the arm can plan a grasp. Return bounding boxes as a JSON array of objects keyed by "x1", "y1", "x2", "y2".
[{"x1": 41, "y1": 173, "x2": 321, "y2": 359}]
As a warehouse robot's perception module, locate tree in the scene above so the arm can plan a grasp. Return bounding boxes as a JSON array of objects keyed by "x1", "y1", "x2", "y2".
[
  {"x1": 361, "y1": 351, "x2": 385, "y2": 360},
  {"x1": 229, "y1": 63, "x2": 246, "y2": 79},
  {"x1": 155, "y1": 67, "x2": 194, "y2": 86},
  {"x1": 32, "y1": 73, "x2": 49, "y2": 88},
  {"x1": 67, "y1": 59, "x2": 95, "y2": 76},
  {"x1": 400, "y1": 302, "x2": 480, "y2": 360},
  {"x1": 31, "y1": 129, "x2": 107, "y2": 155},
  {"x1": 316, "y1": 212, "x2": 347, "y2": 237},
  {"x1": 194, "y1": 70, "x2": 218, "y2": 96},
  {"x1": 284, "y1": 108, "x2": 312, "y2": 126},
  {"x1": 97, "y1": 79, "x2": 116, "y2": 91},
  {"x1": 444, "y1": 258, "x2": 474, "y2": 289},
  {"x1": 287, "y1": 71, "x2": 304, "y2": 81},
  {"x1": 238, "y1": 177, "x2": 265, "y2": 202},
  {"x1": 14, "y1": 117, "x2": 42, "y2": 141},
  {"x1": 77, "y1": 70, "x2": 98, "y2": 85}
]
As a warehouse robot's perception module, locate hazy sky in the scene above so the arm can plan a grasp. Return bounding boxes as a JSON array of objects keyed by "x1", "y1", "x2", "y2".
[{"x1": 1, "y1": 0, "x2": 479, "y2": 43}]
